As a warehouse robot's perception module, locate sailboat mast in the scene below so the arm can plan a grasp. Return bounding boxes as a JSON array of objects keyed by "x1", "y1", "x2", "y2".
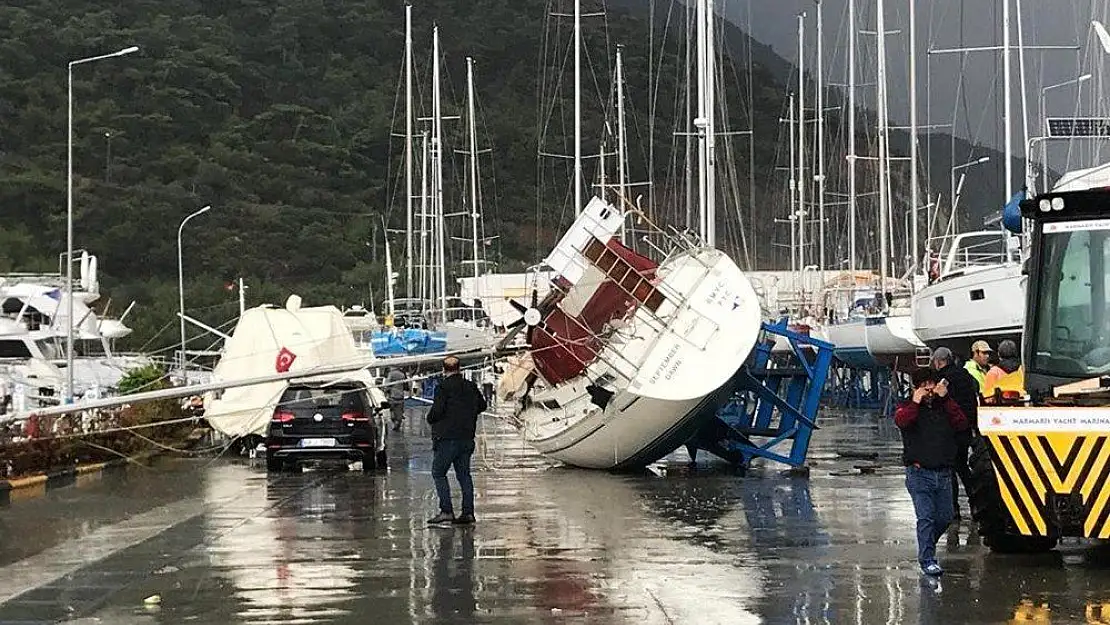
[
  {"x1": 789, "y1": 94, "x2": 798, "y2": 274},
  {"x1": 909, "y1": 0, "x2": 919, "y2": 271},
  {"x1": 466, "y1": 57, "x2": 481, "y2": 282},
  {"x1": 696, "y1": 0, "x2": 708, "y2": 243},
  {"x1": 432, "y1": 26, "x2": 447, "y2": 321},
  {"x1": 405, "y1": 3, "x2": 414, "y2": 300},
  {"x1": 684, "y1": 1, "x2": 694, "y2": 231},
  {"x1": 1015, "y1": 0, "x2": 1033, "y2": 193},
  {"x1": 1003, "y1": 0, "x2": 1013, "y2": 198},
  {"x1": 816, "y1": 0, "x2": 825, "y2": 276},
  {"x1": 419, "y1": 130, "x2": 429, "y2": 306},
  {"x1": 797, "y1": 12, "x2": 806, "y2": 272},
  {"x1": 384, "y1": 220, "x2": 395, "y2": 316},
  {"x1": 847, "y1": 0, "x2": 857, "y2": 274},
  {"x1": 574, "y1": 0, "x2": 583, "y2": 215},
  {"x1": 694, "y1": 0, "x2": 717, "y2": 246},
  {"x1": 876, "y1": 0, "x2": 890, "y2": 290},
  {"x1": 616, "y1": 45, "x2": 629, "y2": 243}
]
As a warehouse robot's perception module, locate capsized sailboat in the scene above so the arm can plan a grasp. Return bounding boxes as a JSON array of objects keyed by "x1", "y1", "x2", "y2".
[{"x1": 498, "y1": 198, "x2": 762, "y2": 469}]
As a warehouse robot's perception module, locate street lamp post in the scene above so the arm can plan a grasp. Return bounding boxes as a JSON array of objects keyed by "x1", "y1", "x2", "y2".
[
  {"x1": 178, "y1": 205, "x2": 212, "y2": 384},
  {"x1": 950, "y1": 156, "x2": 991, "y2": 218},
  {"x1": 66, "y1": 45, "x2": 139, "y2": 404},
  {"x1": 1040, "y1": 73, "x2": 1092, "y2": 189}
]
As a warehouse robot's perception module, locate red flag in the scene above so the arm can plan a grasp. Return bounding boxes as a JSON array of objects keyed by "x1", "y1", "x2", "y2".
[
  {"x1": 275, "y1": 347, "x2": 297, "y2": 373},
  {"x1": 225, "y1": 282, "x2": 236, "y2": 291}
]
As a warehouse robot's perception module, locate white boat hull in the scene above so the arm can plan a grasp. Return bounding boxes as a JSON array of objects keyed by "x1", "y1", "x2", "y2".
[
  {"x1": 911, "y1": 264, "x2": 1024, "y2": 354},
  {"x1": 518, "y1": 246, "x2": 762, "y2": 470}
]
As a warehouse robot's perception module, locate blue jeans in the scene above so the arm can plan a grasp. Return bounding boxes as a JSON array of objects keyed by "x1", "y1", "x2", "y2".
[
  {"x1": 905, "y1": 466, "x2": 954, "y2": 566},
  {"x1": 432, "y1": 439, "x2": 475, "y2": 516}
]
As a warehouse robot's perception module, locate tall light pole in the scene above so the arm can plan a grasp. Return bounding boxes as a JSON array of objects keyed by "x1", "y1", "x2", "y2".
[
  {"x1": 178, "y1": 205, "x2": 211, "y2": 384},
  {"x1": 950, "y1": 156, "x2": 991, "y2": 217},
  {"x1": 1040, "y1": 73, "x2": 1092, "y2": 189},
  {"x1": 66, "y1": 45, "x2": 139, "y2": 404}
]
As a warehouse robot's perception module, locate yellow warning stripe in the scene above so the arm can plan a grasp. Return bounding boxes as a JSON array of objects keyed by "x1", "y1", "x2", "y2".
[{"x1": 988, "y1": 435, "x2": 1038, "y2": 535}]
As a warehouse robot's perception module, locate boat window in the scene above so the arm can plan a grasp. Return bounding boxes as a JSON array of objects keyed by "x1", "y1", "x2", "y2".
[
  {"x1": 934, "y1": 296, "x2": 945, "y2": 307},
  {"x1": 970, "y1": 289, "x2": 985, "y2": 301},
  {"x1": 1032, "y1": 221, "x2": 1110, "y2": 377},
  {"x1": 540, "y1": 399, "x2": 561, "y2": 410},
  {"x1": 0, "y1": 340, "x2": 33, "y2": 359},
  {"x1": 35, "y1": 340, "x2": 60, "y2": 360}
]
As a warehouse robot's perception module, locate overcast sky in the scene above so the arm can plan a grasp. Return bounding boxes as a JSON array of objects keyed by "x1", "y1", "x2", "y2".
[{"x1": 713, "y1": 0, "x2": 1110, "y2": 189}]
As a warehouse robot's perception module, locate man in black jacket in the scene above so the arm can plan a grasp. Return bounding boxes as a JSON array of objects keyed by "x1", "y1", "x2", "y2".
[
  {"x1": 895, "y1": 368, "x2": 970, "y2": 576},
  {"x1": 931, "y1": 346, "x2": 978, "y2": 520},
  {"x1": 426, "y1": 356, "x2": 488, "y2": 525}
]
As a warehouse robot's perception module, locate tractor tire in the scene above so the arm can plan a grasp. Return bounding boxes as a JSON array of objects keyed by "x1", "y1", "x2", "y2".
[{"x1": 966, "y1": 434, "x2": 1058, "y2": 553}]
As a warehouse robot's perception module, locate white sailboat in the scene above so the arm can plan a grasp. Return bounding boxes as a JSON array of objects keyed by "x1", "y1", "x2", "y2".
[
  {"x1": 501, "y1": 0, "x2": 762, "y2": 470},
  {"x1": 504, "y1": 199, "x2": 761, "y2": 469}
]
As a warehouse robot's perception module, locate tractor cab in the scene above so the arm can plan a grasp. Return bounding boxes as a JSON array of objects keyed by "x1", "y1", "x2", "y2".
[{"x1": 1021, "y1": 186, "x2": 1110, "y2": 400}]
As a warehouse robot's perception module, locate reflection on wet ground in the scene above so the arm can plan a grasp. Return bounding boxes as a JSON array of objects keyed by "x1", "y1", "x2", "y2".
[{"x1": 2, "y1": 410, "x2": 1110, "y2": 623}]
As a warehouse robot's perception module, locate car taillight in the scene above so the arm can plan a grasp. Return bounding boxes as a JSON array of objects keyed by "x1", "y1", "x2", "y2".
[
  {"x1": 272, "y1": 411, "x2": 295, "y2": 423},
  {"x1": 342, "y1": 412, "x2": 369, "y2": 422}
]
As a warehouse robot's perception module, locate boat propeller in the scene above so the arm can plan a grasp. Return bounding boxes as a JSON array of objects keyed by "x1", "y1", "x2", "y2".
[{"x1": 496, "y1": 289, "x2": 552, "y2": 352}]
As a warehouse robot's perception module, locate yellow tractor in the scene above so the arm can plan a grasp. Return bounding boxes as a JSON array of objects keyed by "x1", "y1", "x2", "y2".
[{"x1": 971, "y1": 184, "x2": 1110, "y2": 552}]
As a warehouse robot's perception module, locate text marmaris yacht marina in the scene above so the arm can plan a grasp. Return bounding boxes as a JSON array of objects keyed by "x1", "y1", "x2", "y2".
[{"x1": 500, "y1": 198, "x2": 762, "y2": 470}]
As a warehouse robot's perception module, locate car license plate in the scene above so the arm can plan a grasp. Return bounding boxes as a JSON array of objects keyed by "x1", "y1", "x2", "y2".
[{"x1": 299, "y1": 438, "x2": 336, "y2": 448}]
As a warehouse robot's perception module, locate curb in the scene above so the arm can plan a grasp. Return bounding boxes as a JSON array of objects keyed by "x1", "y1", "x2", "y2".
[{"x1": 0, "y1": 457, "x2": 137, "y2": 506}]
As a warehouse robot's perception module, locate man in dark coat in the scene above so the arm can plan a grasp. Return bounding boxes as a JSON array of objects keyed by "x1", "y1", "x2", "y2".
[
  {"x1": 895, "y1": 367, "x2": 970, "y2": 576},
  {"x1": 931, "y1": 346, "x2": 979, "y2": 519},
  {"x1": 426, "y1": 356, "x2": 487, "y2": 525}
]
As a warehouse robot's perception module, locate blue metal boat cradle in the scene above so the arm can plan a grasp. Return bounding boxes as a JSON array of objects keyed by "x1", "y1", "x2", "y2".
[{"x1": 687, "y1": 318, "x2": 835, "y2": 468}]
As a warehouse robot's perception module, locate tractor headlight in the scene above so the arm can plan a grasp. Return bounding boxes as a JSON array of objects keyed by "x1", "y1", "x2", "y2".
[
  {"x1": 1039, "y1": 199, "x2": 1052, "y2": 212},
  {"x1": 1052, "y1": 197, "x2": 1065, "y2": 211}
]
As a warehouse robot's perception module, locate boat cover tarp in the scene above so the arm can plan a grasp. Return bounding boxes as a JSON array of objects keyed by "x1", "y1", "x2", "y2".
[{"x1": 204, "y1": 296, "x2": 371, "y2": 437}]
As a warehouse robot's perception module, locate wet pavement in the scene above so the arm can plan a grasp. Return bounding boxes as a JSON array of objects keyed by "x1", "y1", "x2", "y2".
[{"x1": 3, "y1": 410, "x2": 1110, "y2": 624}]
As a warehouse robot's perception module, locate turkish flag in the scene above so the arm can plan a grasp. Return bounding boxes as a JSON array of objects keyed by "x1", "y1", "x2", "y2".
[{"x1": 275, "y1": 347, "x2": 297, "y2": 373}]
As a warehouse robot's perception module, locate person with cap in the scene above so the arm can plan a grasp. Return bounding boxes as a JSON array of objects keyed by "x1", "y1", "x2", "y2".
[
  {"x1": 931, "y1": 346, "x2": 979, "y2": 520},
  {"x1": 895, "y1": 367, "x2": 970, "y2": 576},
  {"x1": 964, "y1": 340, "x2": 993, "y2": 394},
  {"x1": 426, "y1": 355, "x2": 487, "y2": 526}
]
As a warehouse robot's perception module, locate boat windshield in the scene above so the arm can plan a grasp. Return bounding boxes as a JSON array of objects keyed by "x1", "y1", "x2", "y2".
[{"x1": 1031, "y1": 219, "x2": 1110, "y2": 378}]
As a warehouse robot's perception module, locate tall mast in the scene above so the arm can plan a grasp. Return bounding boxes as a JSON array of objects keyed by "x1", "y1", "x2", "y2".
[
  {"x1": 816, "y1": 0, "x2": 825, "y2": 275},
  {"x1": 909, "y1": 0, "x2": 919, "y2": 272},
  {"x1": 796, "y1": 12, "x2": 806, "y2": 271},
  {"x1": 694, "y1": 0, "x2": 717, "y2": 246},
  {"x1": 1015, "y1": 0, "x2": 1033, "y2": 193},
  {"x1": 1003, "y1": 0, "x2": 1013, "y2": 198},
  {"x1": 876, "y1": 0, "x2": 890, "y2": 291},
  {"x1": 789, "y1": 94, "x2": 798, "y2": 274},
  {"x1": 419, "y1": 129, "x2": 430, "y2": 305},
  {"x1": 384, "y1": 222, "x2": 395, "y2": 316},
  {"x1": 684, "y1": 1, "x2": 694, "y2": 231},
  {"x1": 616, "y1": 45, "x2": 629, "y2": 243},
  {"x1": 847, "y1": 0, "x2": 857, "y2": 274},
  {"x1": 574, "y1": 0, "x2": 582, "y2": 215},
  {"x1": 466, "y1": 57, "x2": 481, "y2": 282},
  {"x1": 432, "y1": 26, "x2": 447, "y2": 321},
  {"x1": 404, "y1": 3, "x2": 414, "y2": 300}
]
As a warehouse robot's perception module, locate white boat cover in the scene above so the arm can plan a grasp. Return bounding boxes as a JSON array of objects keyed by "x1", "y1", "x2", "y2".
[
  {"x1": 1053, "y1": 163, "x2": 1110, "y2": 192},
  {"x1": 204, "y1": 295, "x2": 372, "y2": 437}
]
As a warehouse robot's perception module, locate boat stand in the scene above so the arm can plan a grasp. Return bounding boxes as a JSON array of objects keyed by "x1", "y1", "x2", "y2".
[
  {"x1": 825, "y1": 364, "x2": 890, "y2": 411},
  {"x1": 686, "y1": 319, "x2": 834, "y2": 469}
]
